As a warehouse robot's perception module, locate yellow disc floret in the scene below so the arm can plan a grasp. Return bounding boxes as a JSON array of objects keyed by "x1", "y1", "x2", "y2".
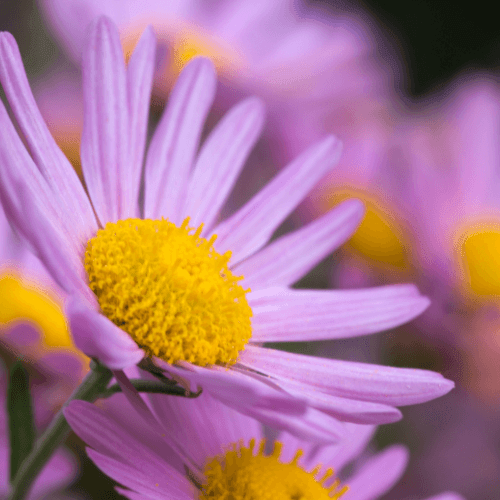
[
  {"x1": 200, "y1": 439, "x2": 348, "y2": 500},
  {"x1": 84, "y1": 218, "x2": 252, "y2": 366},
  {"x1": 461, "y1": 227, "x2": 500, "y2": 296}
]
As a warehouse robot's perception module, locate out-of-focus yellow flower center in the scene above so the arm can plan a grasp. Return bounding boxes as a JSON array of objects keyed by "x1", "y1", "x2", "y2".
[
  {"x1": 461, "y1": 227, "x2": 500, "y2": 296},
  {"x1": 51, "y1": 128, "x2": 82, "y2": 176},
  {"x1": 84, "y1": 218, "x2": 252, "y2": 366},
  {"x1": 121, "y1": 19, "x2": 242, "y2": 94},
  {"x1": 322, "y1": 189, "x2": 407, "y2": 268},
  {"x1": 200, "y1": 439, "x2": 348, "y2": 500},
  {"x1": 0, "y1": 273, "x2": 72, "y2": 348}
]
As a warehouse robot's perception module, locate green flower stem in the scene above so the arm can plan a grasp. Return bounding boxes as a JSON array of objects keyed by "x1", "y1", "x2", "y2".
[{"x1": 7, "y1": 361, "x2": 113, "y2": 500}]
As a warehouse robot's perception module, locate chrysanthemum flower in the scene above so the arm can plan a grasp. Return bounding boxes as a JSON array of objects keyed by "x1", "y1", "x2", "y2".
[
  {"x1": 65, "y1": 390, "x2": 465, "y2": 500},
  {"x1": 0, "y1": 18, "x2": 453, "y2": 441}
]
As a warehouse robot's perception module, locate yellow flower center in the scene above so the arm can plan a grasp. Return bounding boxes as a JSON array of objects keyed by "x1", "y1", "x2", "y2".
[
  {"x1": 84, "y1": 218, "x2": 252, "y2": 366},
  {"x1": 200, "y1": 439, "x2": 348, "y2": 500},
  {"x1": 0, "y1": 273, "x2": 73, "y2": 348},
  {"x1": 120, "y1": 18, "x2": 243, "y2": 96},
  {"x1": 319, "y1": 188, "x2": 408, "y2": 268},
  {"x1": 460, "y1": 225, "x2": 500, "y2": 296}
]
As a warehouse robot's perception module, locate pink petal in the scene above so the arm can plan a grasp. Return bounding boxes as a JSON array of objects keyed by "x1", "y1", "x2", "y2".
[
  {"x1": 0, "y1": 102, "x2": 89, "y2": 296},
  {"x1": 213, "y1": 135, "x2": 343, "y2": 264},
  {"x1": 0, "y1": 31, "x2": 97, "y2": 240},
  {"x1": 274, "y1": 378, "x2": 402, "y2": 424},
  {"x1": 248, "y1": 284, "x2": 430, "y2": 341},
  {"x1": 183, "y1": 97, "x2": 265, "y2": 232},
  {"x1": 346, "y1": 445, "x2": 409, "y2": 500},
  {"x1": 81, "y1": 17, "x2": 131, "y2": 223},
  {"x1": 162, "y1": 361, "x2": 305, "y2": 416},
  {"x1": 87, "y1": 450, "x2": 193, "y2": 499},
  {"x1": 144, "y1": 57, "x2": 216, "y2": 222},
  {"x1": 240, "y1": 345, "x2": 455, "y2": 406},
  {"x1": 127, "y1": 25, "x2": 156, "y2": 217},
  {"x1": 148, "y1": 390, "x2": 262, "y2": 470},
  {"x1": 65, "y1": 296, "x2": 144, "y2": 370},
  {"x1": 235, "y1": 198, "x2": 364, "y2": 288},
  {"x1": 244, "y1": 405, "x2": 346, "y2": 443}
]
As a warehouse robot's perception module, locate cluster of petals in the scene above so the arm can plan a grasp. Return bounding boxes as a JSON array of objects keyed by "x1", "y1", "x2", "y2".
[
  {"x1": 0, "y1": 17, "x2": 454, "y2": 442},
  {"x1": 65, "y1": 389, "x2": 465, "y2": 500}
]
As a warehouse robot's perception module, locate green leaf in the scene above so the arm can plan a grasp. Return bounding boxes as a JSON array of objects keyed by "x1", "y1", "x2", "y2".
[{"x1": 7, "y1": 360, "x2": 36, "y2": 483}]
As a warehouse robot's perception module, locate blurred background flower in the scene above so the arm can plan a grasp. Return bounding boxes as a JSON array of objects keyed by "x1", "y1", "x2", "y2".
[{"x1": 1, "y1": 0, "x2": 500, "y2": 499}]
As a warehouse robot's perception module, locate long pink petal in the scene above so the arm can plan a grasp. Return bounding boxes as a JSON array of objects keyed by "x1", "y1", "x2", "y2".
[
  {"x1": 346, "y1": 445, "x2": 408, "y2": 500},
  {"x1": 240, "y1": 345, "x2": 455, "y2": 406},
  {"x1": 273, "y1": 378, "x2": 402, "y2": 424},
  {"x1": 244, "y1": 405, "x2": 346, "y2": 443},
  {"x1": 213, "y1": 135, "x2": 343, "y2": 264},
  {"x1": 235, "y1": 198, "x2": 364, "y2": 288},
  {"x1": 127, "y1": 25, "x2": 156, "y2": 217},
  {"x1": 66, "y1": 296, "x2": 144, "y2": 370},
  {"x1": 144, "y1": 57, "x2": 216, "y2": 222},
  {"x1": 87, "y1": 449, "x2": 192, "y2": 499},
  {"x1": 161, "y1": 361, "x2": 305, "y2": 416},
  {"x1": 0, "y1": 100, "x2": 89, "y2": 296},
  {"x1": 183, "y1": 97, "x2": 265, "y2": 231},
  {"x1": 248, "y1": 284, "x2": 430, "y2": 341},
  {"x1": 81, "y1": 17, "x2": 131, "y2": 223},
  {"x1": 0, "y1": 32, "x2": 97, "y2": 240},
  {"x1": 148, "y1": 390, "x2": 262, "y2": 470}
]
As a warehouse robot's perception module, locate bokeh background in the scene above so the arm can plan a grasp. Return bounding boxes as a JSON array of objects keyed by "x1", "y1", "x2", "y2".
[{"x1": 1, "y1": 0, "x2": 499, "y2": 499}]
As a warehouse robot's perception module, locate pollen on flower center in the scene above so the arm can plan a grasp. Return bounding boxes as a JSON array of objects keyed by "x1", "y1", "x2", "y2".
[
  {"x1": 84, "y1": 218, "x2": 252, "y2": 366},
  {"x1": 200, "y1": 439, "x2": 348, "y2": 500}
]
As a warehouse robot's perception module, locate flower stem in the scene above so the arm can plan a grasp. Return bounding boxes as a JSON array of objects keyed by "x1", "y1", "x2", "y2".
[{"x1": 7, "y1": 361, "x2": 113, "y2": 500}]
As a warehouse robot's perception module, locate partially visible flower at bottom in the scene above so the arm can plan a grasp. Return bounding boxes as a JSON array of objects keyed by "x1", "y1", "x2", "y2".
[{"x1": 65, "y1": 391, "x2": 465, "y2": 500}]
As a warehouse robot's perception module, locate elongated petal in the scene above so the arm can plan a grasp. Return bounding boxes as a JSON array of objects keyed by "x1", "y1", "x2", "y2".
[
  {"x1": 245, "y1": 405, "x2": 345, "y2": 443},
  {"x1": 148, "y1": 390, "x2": 262, "y2": 470},
  {"x1": 127, "y1": 25, "x2": 156, "y2": 215},
  {"x1": 240, "y1": 345, "x2": 455, "y2": 406},
  {"x1": 66, "y1": 297, "x2": 144, "y2": 370},
  {"x1": 213, "y1": 135, "x2": 342, "y2": 263},
  {"x1": 144, "y1": 57, "x2": 216, "y2": 222},
  {"x1": 65, "y1": 401, "x2": 173, "y2": 469},
  {"x1": 183, "y1": 97, "x2": 265, "y2": 231},
  {"x1": 346, "y1": 445, "x2": 408, "y2": 500},
  {"x1": 88, "y1": 450, "x2": 193, "y2": 499},
  {"x1": 81, "y1": 17, "x2": 131, "y2": 223},
  {"x1": 236, "y1": 199, "x2": 364, "y2": 288},
  {"x1": 275, "y1": 378, "x2": 402, "y2": 424},
  {"x1": 162, "y1": 361, "x2": 306, "y2": 416},
  {"x1": 320, "y1": 423, "x2": 376, "y2": 472},
  {"x1": 0, "y1": 101, "x2": 89, "y2": 296},
  {"x1": 248, "y1": 285, "x2": 430, "y2": 341},
  {"x1": 0, "y1": 31, "x2": 97, "y2": 240}
]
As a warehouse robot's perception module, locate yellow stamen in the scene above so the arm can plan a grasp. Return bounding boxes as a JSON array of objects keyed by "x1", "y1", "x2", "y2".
[
  {"x1": 84, "y1": 218, "x2": 252, "y2": 366},
  {"x1": 200, "y1": 438, "x2": 348, "y2": 500},
  {"x1": 460, "y1": 224, "x2": 500, "y2": 296},
  {"x1": 0, "y1": 273, "x2": 72, "y2": 348}
]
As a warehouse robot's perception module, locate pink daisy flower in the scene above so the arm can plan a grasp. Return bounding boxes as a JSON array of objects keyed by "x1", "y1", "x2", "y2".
[
  {"x1": 0, "y1": 18, "x2": 453, "y2": 442},
  {"x1": 65, "y1": 390, "x2": 465, "y2": 500}
]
